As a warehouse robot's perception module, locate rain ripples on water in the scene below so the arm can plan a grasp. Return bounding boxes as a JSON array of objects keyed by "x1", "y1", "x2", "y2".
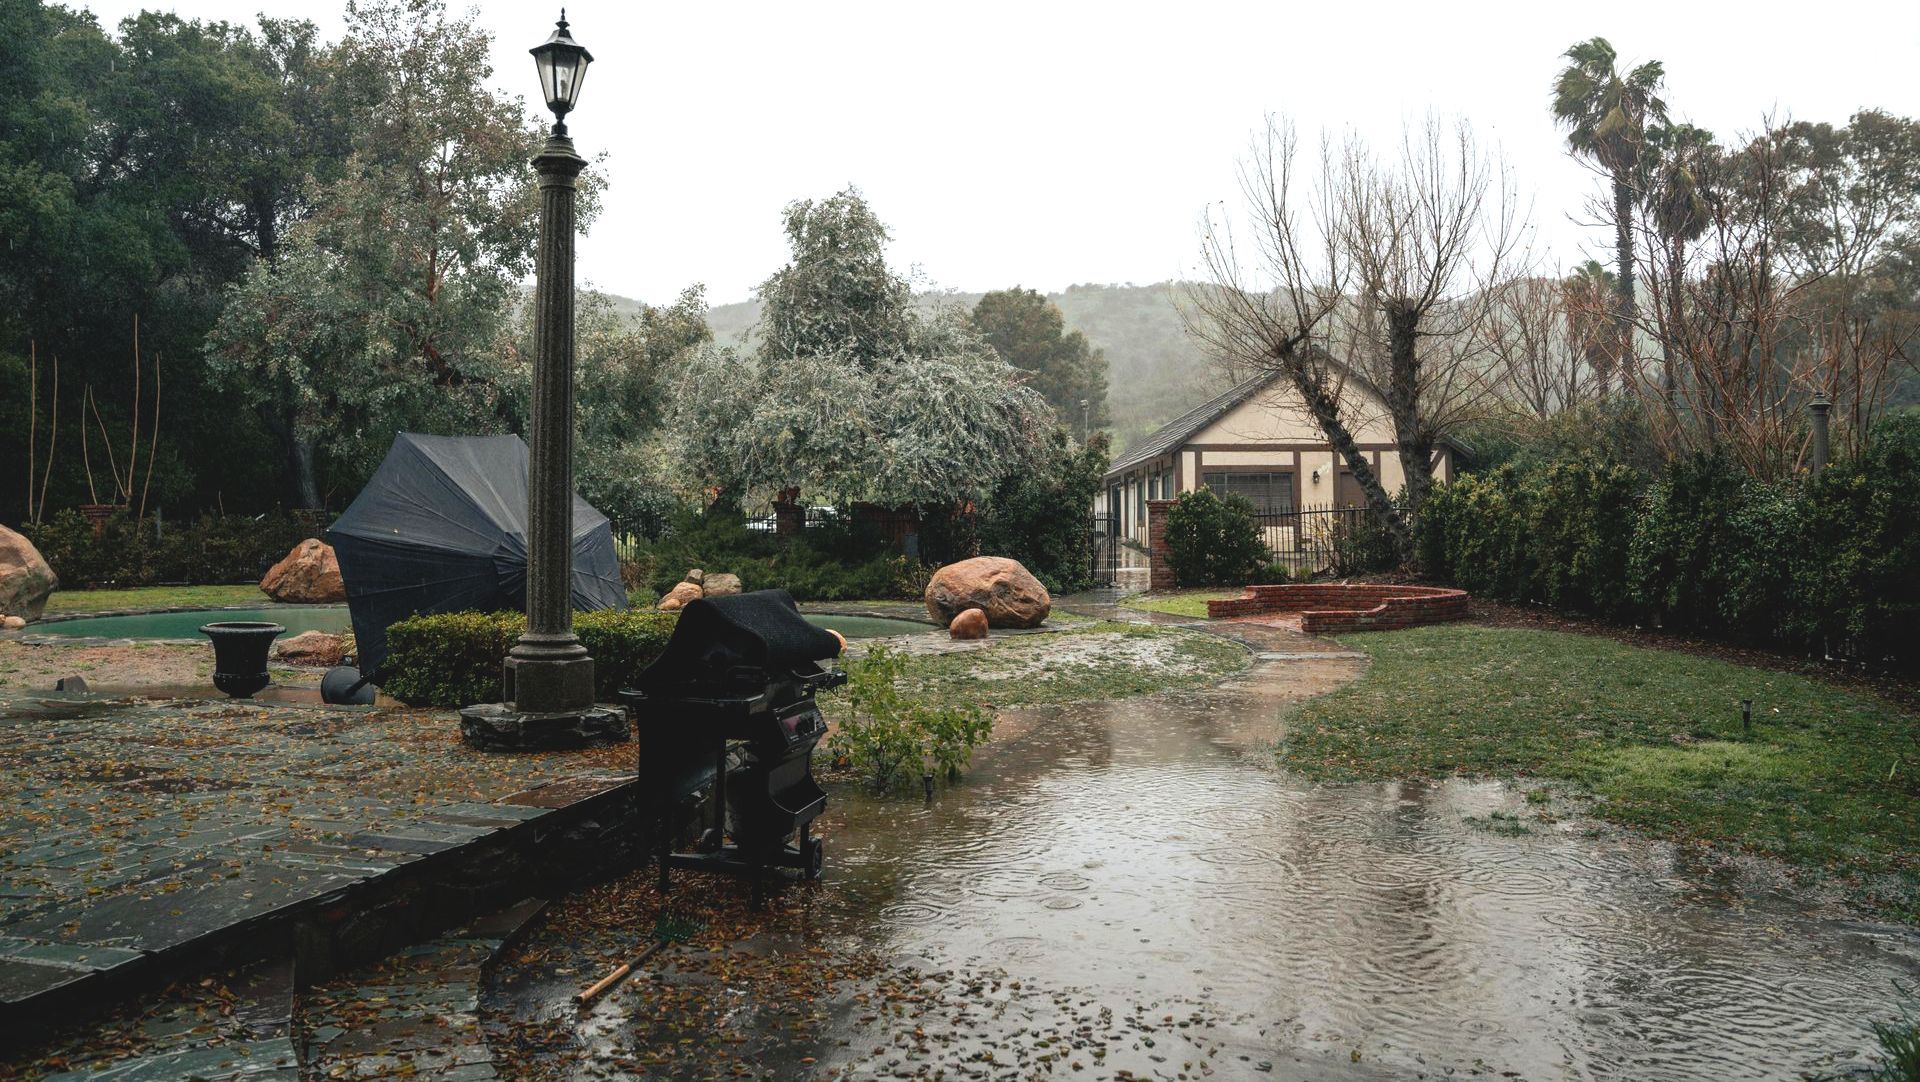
[{"x1": 777, "y1": 671, "x2": 1920, "y2": 1080}]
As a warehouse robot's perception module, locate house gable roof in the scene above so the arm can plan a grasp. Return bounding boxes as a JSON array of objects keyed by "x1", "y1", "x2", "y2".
[
  {"x1": 1106, "y1": 372, "x2": 1281, "y2": 478},
  {"x1": 1103, "y1": 367, "x2": 1472, "y2": 482}
]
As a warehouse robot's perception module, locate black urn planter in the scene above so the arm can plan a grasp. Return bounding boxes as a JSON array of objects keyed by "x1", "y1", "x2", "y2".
[{"x1": 199, "y1": 621, "x2": 286, "y2": 698}]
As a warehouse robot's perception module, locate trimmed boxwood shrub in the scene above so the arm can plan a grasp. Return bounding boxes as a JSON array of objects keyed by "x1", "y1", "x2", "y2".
[
  {"x1": 380, "y1": 609, "x2": 678, "y2": 707},
  {"x1": 1163, "y1": 487, "x2": 1267, "y2": 586}
]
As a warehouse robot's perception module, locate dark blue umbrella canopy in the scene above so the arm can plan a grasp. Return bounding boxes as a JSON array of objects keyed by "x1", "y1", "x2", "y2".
[{"x1": 328, "y1": 433, "x2": 627, "y2": 679}]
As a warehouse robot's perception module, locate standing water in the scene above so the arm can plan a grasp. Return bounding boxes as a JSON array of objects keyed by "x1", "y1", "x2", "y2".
[{"x1": 489, "y1": 623, "x2": 1919, "y2": 1080}]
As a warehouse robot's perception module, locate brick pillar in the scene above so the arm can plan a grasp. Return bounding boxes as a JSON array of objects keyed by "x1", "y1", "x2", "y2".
[
  {"x1": 1146, "y1": 499, "x2": 1177, "y2": 591},
  {"x1": 773, "y1": 501, "x2": 804, "y2": 537}
]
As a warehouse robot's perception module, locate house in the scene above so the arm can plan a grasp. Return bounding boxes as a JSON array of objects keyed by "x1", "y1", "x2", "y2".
[{"x1": 1096, "y1": 370, "x2": 1463, "y2": 545}]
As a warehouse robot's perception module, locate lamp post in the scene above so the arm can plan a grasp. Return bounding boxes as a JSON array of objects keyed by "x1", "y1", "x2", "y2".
[
  {"x1": 1809, "y1": 391, "x2": 1831, "y2": 477},
  {"x1": 461, "y1": 12, "x2": 621, "y2": 748}
]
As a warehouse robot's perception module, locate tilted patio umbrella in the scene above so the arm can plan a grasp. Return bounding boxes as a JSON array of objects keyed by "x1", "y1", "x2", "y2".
[{"x1": 328, "y1": 432, "x2": 627, "y2": 682}]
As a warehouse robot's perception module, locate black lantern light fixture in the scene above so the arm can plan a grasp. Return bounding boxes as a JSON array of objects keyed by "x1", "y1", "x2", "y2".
[{"x1": 530, "y1": 10, "x2": 593, "y2": 134}]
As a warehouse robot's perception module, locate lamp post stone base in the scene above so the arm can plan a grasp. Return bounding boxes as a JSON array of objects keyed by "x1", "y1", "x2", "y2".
[{"x1": 458, "y1": 701, "x2": 628, "y2": 751}]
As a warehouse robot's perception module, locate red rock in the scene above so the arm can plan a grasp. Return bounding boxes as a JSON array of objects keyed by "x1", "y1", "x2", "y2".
[
  {"x1": 924, "y1": 556, "x2": 1051, "y2": 629},
  {"x1": 0, "y1": 524, "x2": 57, "y2": 622},
  {"x1": 657, "y1": 581, "x2": 702, "y2": 611},
  {"x1": 260, "y1": 539, "x2": 345, "y2": 603},
  {"x1": 948, "y1": 608, "x2": 989, "y2": 640},
  {"x1": 276, "y1": 630, "x2": 345, "y2": 667}
]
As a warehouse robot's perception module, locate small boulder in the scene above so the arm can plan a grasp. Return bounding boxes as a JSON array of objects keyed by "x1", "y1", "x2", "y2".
[
  {"x1": 684, "y1": 568, "x2": 705, "y2": 587},
  {"x1": 0, "y1": 524, "x2": 57, "y2": 622},
  {"x1": 703, "y1": 572, "x2": 743, "y2": 598},
  {"x1": 277, "y1": 630, "x2": 346, "y2": 667},
  {"x1": 2, "y1": 615, "x2": 25, "y2": 631},
  {"x1": 54, "y1": 675, "x2": 88, "y2": 693},
  {"x1": 925, "y1": 556, "x2": 1051, "y2": 629},
  {"x1": 657, "y1": 581, "x2": 702, "y2": 612},
  {"x1": 260, "y1": 539, "x2": 346, "y2": 603},
  {"x1": 948, "y1": 608, "x2": 989, "y2": 640}
]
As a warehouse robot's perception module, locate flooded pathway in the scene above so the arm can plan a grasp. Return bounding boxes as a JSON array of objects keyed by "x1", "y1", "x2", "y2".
[{"x1": 488, "y1": 618, "x2": 1920, "y2": 1081}]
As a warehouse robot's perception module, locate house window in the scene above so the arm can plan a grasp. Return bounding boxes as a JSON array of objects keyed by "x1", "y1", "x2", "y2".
[
  {"x1": 1202, "y1": 471, "x2": 1294, "y2": 514},
  {"x1": 1134, "y1": 480, "x2": 1145, "y2": 527}
]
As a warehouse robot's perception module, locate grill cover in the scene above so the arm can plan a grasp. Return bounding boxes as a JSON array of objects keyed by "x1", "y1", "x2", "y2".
[
  {"x1": 636, "y1": 590, "x2": 841, "y2": 694},
  {"x1": 328, "y1": 433, "x2": 627, "y2": 678}
]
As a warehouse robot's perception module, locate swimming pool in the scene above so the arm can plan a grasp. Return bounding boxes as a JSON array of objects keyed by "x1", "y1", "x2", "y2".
[{"x1": 35, "y1": 607, "x2": 932, "y2": 641}]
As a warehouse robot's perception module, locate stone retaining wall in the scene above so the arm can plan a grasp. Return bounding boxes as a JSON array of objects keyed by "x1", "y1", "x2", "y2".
[{"x1": 1208, "y1": 584, "x2": 1469, "y2": 634}]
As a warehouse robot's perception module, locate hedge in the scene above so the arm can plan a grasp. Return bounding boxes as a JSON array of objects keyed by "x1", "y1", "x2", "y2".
[
  {"x1": 380, "y1": 609, "x2": 678, "y2": 707},
  {"x1": 1417, "y1": 414, "x2": 1920, "y2": 666},
  {"x1": 22, "y1": 509, "x2": 314, "y2": 587}
]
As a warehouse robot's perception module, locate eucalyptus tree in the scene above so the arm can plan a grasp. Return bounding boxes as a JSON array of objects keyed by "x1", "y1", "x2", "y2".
[
  {"x1": 1551, "y1": 37, "x2": 1667, "y2": 384},
  {"x1": 206, "y1": 0, "x2": 562, "y2": 505}
]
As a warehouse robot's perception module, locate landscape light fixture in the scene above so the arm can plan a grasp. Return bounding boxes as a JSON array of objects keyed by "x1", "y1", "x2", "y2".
[
  {"x1": 1741, "y1": 699, "x2": 1753, "y2": 732},
  {"x1": 530, "y1": 10, "x2": 593, "y2": 134}
]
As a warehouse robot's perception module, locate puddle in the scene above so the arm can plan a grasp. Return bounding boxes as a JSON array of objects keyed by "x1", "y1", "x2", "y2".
[{"x1": 486, "y1": 637, "x2": 1920, "y2": 1080}]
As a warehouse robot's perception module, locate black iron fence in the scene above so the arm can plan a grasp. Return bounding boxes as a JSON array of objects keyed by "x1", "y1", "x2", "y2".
[
  {"x1": 1249, "y1": 503, "x2": 1393, "y2": 574},
  {"x1": 1087, "y1": 513, "x2": 1120, "y2": 587}
]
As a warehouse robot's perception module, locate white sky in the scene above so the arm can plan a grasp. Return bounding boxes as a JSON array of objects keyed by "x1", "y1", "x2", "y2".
[{"x1": 78, "y1": 0, "x2": 1920, "y2": 307}]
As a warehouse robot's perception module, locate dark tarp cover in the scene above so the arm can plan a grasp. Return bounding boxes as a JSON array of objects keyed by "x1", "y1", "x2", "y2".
[
  {"x1": 636, "y1": 590, "x2": 842, "y2": 694},
  {"x1": 328, "y1": 432, "x2": 626, "y2": 679}
]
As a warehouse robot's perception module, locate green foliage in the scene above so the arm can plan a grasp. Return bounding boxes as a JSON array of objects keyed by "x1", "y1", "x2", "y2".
[
  {"x1": 1866, "y1": 986, "x2": 1920, "y2": 1082},
  {"x1": 1327, "y1": 509, "x2": 1400, "y2": 578},
  {"x1": 1162, "y1": 488, "x2": 1267, "y2": 587},
  {"x1": 970, "y1": 287, "x2": 1110, "y2": 429},
  {"x1": 1422, "y1": 417, "x2": 1920, "y2": 664},
  {"x1": 667, "y1": 190, "x2": 1052, "y2": 508},
  {"x1": 975, "y1": 430, "x2": 1111, "y2": 593},
  {"x1": 23, "y1": 509, "x2": 312, "y2": 587},
  {"x1": 823, "y1": 644, "x2": 993, "y2": 791},
  {"x1": 379, "y1": 608, "x2": 675, "y2": 707}
]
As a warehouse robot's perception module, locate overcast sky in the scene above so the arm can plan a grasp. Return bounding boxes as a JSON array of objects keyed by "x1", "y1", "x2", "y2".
[{"x1": 78, "y1": 0, "x2": 1920, "y2": 307}]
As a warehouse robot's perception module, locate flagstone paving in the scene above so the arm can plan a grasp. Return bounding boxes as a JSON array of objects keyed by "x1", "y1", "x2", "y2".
[{"x1": 0, "y1": 690, "x2": 634, "y2": 1030}]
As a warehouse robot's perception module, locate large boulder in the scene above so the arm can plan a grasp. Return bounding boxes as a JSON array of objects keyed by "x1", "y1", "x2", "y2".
[
  {"x1": 260, "y1": 539, "x2": 346, "y2": 603},
  {"x1": 0, "y1": 524, "x2": 57, "y2": 622},
  {"x1": 703, "y1": 572, "x2": 743, "y2": 598},
  {"x1": 277, "y1": 630, "x2": 346, "y2": 667},
  {"x1": 924, "y1": 556, "x2": 1051, "y2": 629},
  {"x1": 657, "y1": 581, "x2": 702, "y2": 612}
]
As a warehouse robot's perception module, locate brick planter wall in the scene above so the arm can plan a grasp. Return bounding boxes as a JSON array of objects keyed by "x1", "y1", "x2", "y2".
[
  {"x1": 1208, "y1": 583, "x2": 1469, "y2": 634},
  {"x1": 1146, "y1": 499, "x2": 1177, "y2": 592}
]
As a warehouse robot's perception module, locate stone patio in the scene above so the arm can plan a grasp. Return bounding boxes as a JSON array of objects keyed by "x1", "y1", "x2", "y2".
[{"x1": 0, "y1": 690, "x2": 640, "y2": 1040}]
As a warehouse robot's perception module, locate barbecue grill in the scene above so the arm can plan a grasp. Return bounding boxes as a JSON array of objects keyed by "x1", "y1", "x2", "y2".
[{"x1": 622, "y1": 589, "x2": 845, "y2": 901}]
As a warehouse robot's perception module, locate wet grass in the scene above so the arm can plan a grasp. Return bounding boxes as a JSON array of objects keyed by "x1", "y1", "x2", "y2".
[
  {"x1": 1280, "y1": 624, "x2": 1920, "y2": 915},
  {"x1": 898, "y1": 621, "x2": 1250, "y2": 707},
  {"x1": 1118, "y1": 590, "x2": 1237, "y2": 619},
  {"x1": 44, "y1": 584, "x2": 269, "y2": 615}
]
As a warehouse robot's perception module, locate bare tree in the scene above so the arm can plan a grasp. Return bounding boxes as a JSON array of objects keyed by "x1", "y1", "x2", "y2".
[
  {"x1": 1180, "y1": 119, "x2": 1410, "y2": 555},
  {"x1": 1482, "y1": 274, "x2": 1600, "y2": 421},
  {"x1": 1183, "y1": 117, "x2": 1527, "y2": 561},
  {"x1": 1337, "y1": 119, "x2": 1522, "y2": 515},
  {"x1": 1632, "y1": 117, "x2": 1915, "y2": 477}
]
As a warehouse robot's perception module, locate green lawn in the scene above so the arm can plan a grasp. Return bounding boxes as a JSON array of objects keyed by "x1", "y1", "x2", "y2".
[
  {"x1": 1118, "y1": 589, "x2": 1239, "y2": 619},
  {"x1": 1281, "y1": 624, "x2": 1920, "y2": 915},
  {"x1": 44, "y1": 584, "x2": 270, "y2": 615}
]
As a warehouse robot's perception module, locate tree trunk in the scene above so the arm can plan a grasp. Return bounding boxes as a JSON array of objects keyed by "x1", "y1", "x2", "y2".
[
  {"x1": 1612, "y1": 173, "x2": 1638, "y2": 390},
  {"x1": 254, "y1": 195, "x2": 278, "y2": 264},
  {"x1": 260, "y1": 406, "x2": 320, "y2": 509},
  {"x1": 1382, "y1": 301, "x2": 1434, "y2": 523},
  {"x1": 1280, "y1": 344, "x2": 1413, "y2": 563}
]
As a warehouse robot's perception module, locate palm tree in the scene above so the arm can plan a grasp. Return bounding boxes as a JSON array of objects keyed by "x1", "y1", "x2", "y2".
[
  {"x1": 1563, "y1": 260, "x2": 1618, "y2": 397},
  {"x1": 1644, "y1": 121, "x2": 1716, "y2": 404},
  {"x1": 1552, "y1": 37, "x2": 1668, "y2": 388}
]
